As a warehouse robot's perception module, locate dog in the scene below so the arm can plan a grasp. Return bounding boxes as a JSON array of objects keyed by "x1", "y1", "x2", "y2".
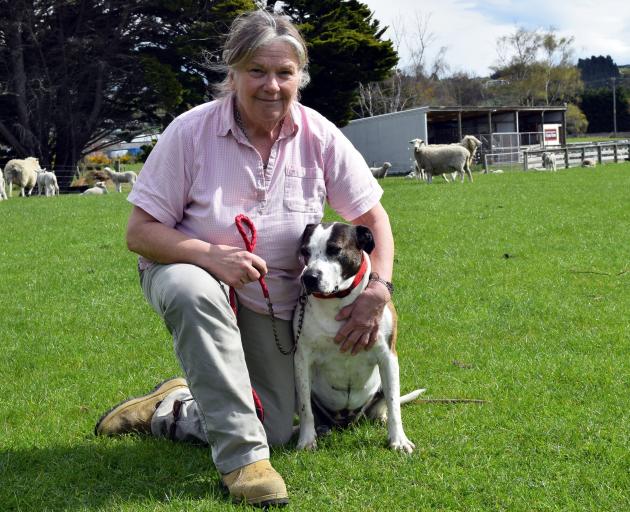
[{"x1": 293, "y1": 222, "x2": 423, "y2": 453}]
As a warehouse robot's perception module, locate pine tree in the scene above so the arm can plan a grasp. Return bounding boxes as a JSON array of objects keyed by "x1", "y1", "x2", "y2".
[{"x1": 282, "y1": 0, "x2": 398, "y2": 126}]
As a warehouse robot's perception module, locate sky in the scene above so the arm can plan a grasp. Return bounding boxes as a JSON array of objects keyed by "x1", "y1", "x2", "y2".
[{"x1": 361, "y1": 0, "x2": 630, "y2": 77}]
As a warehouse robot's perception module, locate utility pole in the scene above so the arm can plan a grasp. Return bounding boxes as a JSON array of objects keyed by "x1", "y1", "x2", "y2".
[{"x1": 612, "y1": 77, "x2": 617, "y2": 137}]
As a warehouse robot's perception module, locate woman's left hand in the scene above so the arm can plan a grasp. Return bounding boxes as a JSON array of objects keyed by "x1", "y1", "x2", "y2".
[{"x1": 333, "y1": 284, "x2": 390, "y2": 355}]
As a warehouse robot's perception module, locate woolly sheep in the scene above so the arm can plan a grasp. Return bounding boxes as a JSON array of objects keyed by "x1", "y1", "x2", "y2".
[
  {"x1": 542, "y1": 152, "x2": 557, "y2": 172},
  {"x1": 3, "y1": 157, "x2": 41, "y2": 197},
  {"x1": 459, "y1": 135, "x2": 482, "y2": 174},
  {"x1": 409, "y1": 139, "x2": 470, "y2": 184},
  {"x1": 102, "y1": 166, "x2": 138, "y2": 192},
  {"x1": 369, "y1": 162, "x2": 391, "y2": 179},
  {"x1": 81, "y1": 181, "x2": 109, "y2": 195},
  {"x1": 581, "y1": 158, "x2": 596, "y2": 168},
  {"x1": 0, "y1": 169, "x2": 7, "y2": 200},
  {"x1": 36, "y1": 170, "x2": 60, "y2": 197}
]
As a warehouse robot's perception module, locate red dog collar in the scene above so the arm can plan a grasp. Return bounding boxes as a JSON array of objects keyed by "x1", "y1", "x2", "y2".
[{"x1": 312, "y1": 253, "x2": 368, "y2": 299}]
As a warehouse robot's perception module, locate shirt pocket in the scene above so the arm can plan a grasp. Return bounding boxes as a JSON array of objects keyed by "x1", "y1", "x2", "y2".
[{"x1": 284, "y1": 166, "x2": 326, "y2": 213}]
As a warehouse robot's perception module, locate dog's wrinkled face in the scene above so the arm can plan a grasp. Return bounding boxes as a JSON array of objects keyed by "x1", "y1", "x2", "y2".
[{"x1": 298, "y1": 222, "x2": 375, "y2": 295}]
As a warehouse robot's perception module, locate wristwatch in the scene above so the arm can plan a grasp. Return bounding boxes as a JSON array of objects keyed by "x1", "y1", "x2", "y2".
[{"x1": 368, "y1": 272, "x2": 394, "y2": 297}]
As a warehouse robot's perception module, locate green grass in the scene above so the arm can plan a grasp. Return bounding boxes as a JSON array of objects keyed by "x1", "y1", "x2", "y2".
[
  {"x1": 567, "y1": 135, "x2": 629, "y2": 143},
  {"x1": 1, "y1": 165, "x2": 629, "y2": 511}
]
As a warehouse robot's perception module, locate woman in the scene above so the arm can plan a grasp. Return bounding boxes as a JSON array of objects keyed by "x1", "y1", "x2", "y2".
[{"x1": 95, "y1": 9, "x2": 394, "y2": 508}]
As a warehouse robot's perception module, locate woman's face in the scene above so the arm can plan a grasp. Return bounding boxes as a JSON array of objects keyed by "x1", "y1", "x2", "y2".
[{"x1": 232, "y1": 40, "x2": 301, "y2": 131}]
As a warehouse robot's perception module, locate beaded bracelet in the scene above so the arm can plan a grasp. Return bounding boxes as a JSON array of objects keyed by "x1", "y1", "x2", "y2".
[{"x1": 368, "y1": 272, "x2": 394, "y2": 297}]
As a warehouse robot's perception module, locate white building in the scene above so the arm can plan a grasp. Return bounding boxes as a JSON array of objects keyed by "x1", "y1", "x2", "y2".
[{"x1": 341, "y1": 105, "x2": 567, "y2": 174}]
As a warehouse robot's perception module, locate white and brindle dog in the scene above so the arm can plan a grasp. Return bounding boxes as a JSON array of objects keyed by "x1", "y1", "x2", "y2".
[{"x1": 294, "y1": 222, "x2": 424, "y2": 453}]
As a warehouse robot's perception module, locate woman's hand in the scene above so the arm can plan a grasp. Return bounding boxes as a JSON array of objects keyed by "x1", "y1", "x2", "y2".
[
  {"x1": 126, "y1": 207, "x2": 267, "y2": 288},
  {"x1": 333, "y1": 282, "x2": 391, "y2": 355},
  {"x1": 205, "y1": 244, "x2": 268, "y2": 289}
]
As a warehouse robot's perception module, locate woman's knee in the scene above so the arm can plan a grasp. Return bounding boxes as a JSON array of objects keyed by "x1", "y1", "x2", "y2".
[{"x1": 159, "y1": 264, "x2": 227, "y2": 315}]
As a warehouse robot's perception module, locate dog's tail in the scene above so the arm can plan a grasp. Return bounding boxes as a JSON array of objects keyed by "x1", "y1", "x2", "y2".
[
  {"x1": 400, "y1": 388, "x2": 427, "y2": 404},
  {"x1": 366, "y1": 388, "x2": 427, "y2": 422}
]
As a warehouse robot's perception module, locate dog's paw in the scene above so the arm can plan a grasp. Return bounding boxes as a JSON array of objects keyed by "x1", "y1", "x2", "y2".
[
  {"x1": 389, "y1": 436, "x2": 415, "y2": 454},
  {"x1": 296, "y1": 436, "x2": 318, "y2": 451}
]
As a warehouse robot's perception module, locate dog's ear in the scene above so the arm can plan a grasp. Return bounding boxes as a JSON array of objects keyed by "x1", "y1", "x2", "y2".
[
  {"x1": 355, "y1": 225, "x2": 375, "y2": 254},
  {"x1": 300, "y1": 224, "x2": 317, "y2": 246}
]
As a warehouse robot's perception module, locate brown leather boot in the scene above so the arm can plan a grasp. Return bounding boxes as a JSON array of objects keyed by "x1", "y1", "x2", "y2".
[
  {"x1": 95, "y1": 378, "x2": 188, "y2": 436},
  {"x1": 222, "y1": 459, "x2": 289, "y2": 508}
]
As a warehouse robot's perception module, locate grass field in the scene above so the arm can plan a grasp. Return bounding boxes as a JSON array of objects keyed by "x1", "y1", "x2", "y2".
[{"x1": 1, "y1": 164, "x2": 629, "y2": 511}]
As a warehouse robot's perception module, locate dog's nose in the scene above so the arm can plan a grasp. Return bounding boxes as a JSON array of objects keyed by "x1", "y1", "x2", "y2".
[{"x1": 301, "y1": 270, "x2": 321, "y2": 293}]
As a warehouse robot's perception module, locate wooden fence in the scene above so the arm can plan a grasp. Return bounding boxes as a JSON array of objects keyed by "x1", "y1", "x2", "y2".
[{"x1": 483, "y1": 141, "x2": 630, "y2": 172}]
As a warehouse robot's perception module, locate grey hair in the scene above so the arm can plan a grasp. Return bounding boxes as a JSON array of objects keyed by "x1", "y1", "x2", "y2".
[{"x1": 212, "y1": 9, "x2": 310, "y2": 98}]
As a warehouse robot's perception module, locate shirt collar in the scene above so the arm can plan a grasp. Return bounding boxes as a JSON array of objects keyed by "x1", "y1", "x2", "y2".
[{"x1": 217, "y1": 94, "x2": 301, "y2": 140}]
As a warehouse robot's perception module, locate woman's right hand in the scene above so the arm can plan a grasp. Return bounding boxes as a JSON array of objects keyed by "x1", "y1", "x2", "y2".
[
  {"x1": 205, "y1": 244, "x2": 268, "y2": 289},
  {"x1": 127, "y1": 207, "x2": 267, "y2": 289}
]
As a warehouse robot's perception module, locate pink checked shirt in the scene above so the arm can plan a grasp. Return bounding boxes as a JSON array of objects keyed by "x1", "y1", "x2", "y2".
[{"x1": 128, "y1": 96, "x2": 383, "y2": 319}]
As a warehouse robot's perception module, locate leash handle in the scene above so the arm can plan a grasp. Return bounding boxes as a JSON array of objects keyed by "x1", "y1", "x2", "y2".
[{"x1": 234, "y1": 214, "x2": 269, "y2": 297}]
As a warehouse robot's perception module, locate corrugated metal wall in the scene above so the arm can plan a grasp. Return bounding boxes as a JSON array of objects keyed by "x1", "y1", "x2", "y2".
[{"x1": 341, "y1": 108, "x2": 428, "y2": 175}]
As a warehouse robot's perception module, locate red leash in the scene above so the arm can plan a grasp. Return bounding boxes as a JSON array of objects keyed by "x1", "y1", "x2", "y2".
[{"x1": 230, "y1": 214, "x2": 295, "y2": 354}]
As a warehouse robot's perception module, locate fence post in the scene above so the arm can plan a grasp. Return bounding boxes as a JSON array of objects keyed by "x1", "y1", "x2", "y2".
[
  {"x1": 483, "y1": 154, "x2": 488, "y2": 174},
  {"x1": 564, "y1": 147, "x2": 569, "y2": 169},
  {"x1": 597, "y1": 145, "x2": 602, "y2": 164},
  {"x1": 523, "y1": 151, "x2": 528, "y2": 171},
  {"x1": 614, "y1": 144, "x2": 618, "y2": 163}
]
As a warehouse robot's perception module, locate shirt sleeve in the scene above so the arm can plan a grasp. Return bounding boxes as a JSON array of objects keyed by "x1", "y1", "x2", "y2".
[
  {"x1": 127, "y1": 118, "x2": 192, "y2": 227},
  {"x1": 322, "y1": 122, "x2": 383, "y2": 221}
]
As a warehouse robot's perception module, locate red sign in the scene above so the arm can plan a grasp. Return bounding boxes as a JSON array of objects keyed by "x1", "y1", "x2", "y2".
[{"x1": 544, "y1": 129, "x2": 558, "y2": 141}]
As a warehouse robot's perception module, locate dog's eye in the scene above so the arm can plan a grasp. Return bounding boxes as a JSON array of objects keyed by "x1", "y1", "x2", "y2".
[
  {"x1": 327, "y1": 245, "x2": 341, "y2": 256},
  {"x1": 299, "y1": 248, "x2": 310, "y2": 261}
]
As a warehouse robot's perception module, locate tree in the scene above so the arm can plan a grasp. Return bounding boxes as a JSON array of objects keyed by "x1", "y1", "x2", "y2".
[
  {"x1": 282, "y1": 0, "x2": 398, "y2": 126},
  {"x1": 490, "y1": 27, "x2": 583, "y2": 106},
  {"x1": 354, "y1": 11, "x2": 458, "y2": 117},
  {"x1": 565, "y1": 103, "x2": 588, "y2": 135},
  {"x1": 0, "y1": 0, "x2": 256, "y2": 188},
  {"x1": 1, "y1": 0, "x2": 396, "y2": 184},
  {"x1": 580, "y1": 86, "x2": 630, "y2": 133},
  {"x1": 577, "y1": 55, "x2": 620, "y2": 87}
]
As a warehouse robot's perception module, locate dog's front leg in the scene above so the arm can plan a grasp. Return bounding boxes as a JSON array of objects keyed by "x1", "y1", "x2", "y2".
[
  {"x1": 294, "y1": 345, "x2": 318, "y2": 450},
  {"x1": 378, "y1": 353, "x2": 415, "y2": 453}
]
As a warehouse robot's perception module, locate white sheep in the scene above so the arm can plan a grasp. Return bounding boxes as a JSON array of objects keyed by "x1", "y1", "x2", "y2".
[
  {"x1": 81, "y1": 181, "x2": 109, "y2": 195},
  {"x1": 581, "y1": 158, "x2": 596, "y2": 168},
  {"x1": 369, "y1": 162, "x2": 391, "y2": 179},
  {"x1": 36, "y1": 170, "x2": 59, "y2": 197},
  {"x1": 459, "y1": 135, "x2": 482, "y2": 175},
  {"x1": 405, "y1": 162, "x2": 428, "y2": 181},
  {"x1": 409, "y1": 139, "x2": 470, "y2": 184},
  {"x1": 3, "y1": 157, "x2": 41, "y2": 197},
  {"x1": 102, "y1": 166, "x2": 138, "y2": 192},
  {"x1": 542, "y1": 152, "x2": 557, "y2": 172},
  {"x1": 0, "y1": 169, "x2": 7, "y2": 200}
]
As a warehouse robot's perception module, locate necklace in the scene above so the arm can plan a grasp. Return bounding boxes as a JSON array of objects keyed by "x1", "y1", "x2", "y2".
[
  {"x1": 234, "y1": 104, "x2": 284, "y2": 171},
  {"x1": 234, "y1": 105, "x2": 250, "y2": 142}
]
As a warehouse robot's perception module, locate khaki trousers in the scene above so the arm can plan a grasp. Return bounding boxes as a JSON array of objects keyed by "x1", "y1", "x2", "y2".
[{"x1": 139, "y1": 263, "x2": 295, "y2": 474}]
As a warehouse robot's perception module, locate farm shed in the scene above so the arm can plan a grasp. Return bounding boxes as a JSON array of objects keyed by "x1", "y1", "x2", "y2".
[{"x1": 341, "y1": 105, "x2": 567, "y2": 174}]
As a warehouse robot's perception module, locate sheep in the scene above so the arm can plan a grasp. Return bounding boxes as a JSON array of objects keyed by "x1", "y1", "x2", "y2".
[
  {"x1": 0, "y1": 169, "x2": 7, "y2": 200},
  {"x1": 102, "y1": 166, "x2": 137, "y2": 192},
  {"x1": 3, "y1": 157, "x2": 41, "y2": 197},
  {"x1": 581, "y1": 158, "x2": 596, "y2": 168},
  {"x1": 407, "y1": 162, "x2": 426, "y2": 181},
  {"x1": 409, "y1": 138, "x2": 470, "y2": 184},
  {"x1": 81, "y1": 181, "x2": 109, "y2": 195},
  {"x1": 36, "y1": 170, "x2": 59, "y2": 197},
  {"x1": 541, "y1": 152, "x2": 557, "y2": 172},
  {"x1": 459, "y1": 135, "x2": 482, "y2": 174},
  {"x1": 369, "y1": 161, "x2": 391, "y2": 179}
]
